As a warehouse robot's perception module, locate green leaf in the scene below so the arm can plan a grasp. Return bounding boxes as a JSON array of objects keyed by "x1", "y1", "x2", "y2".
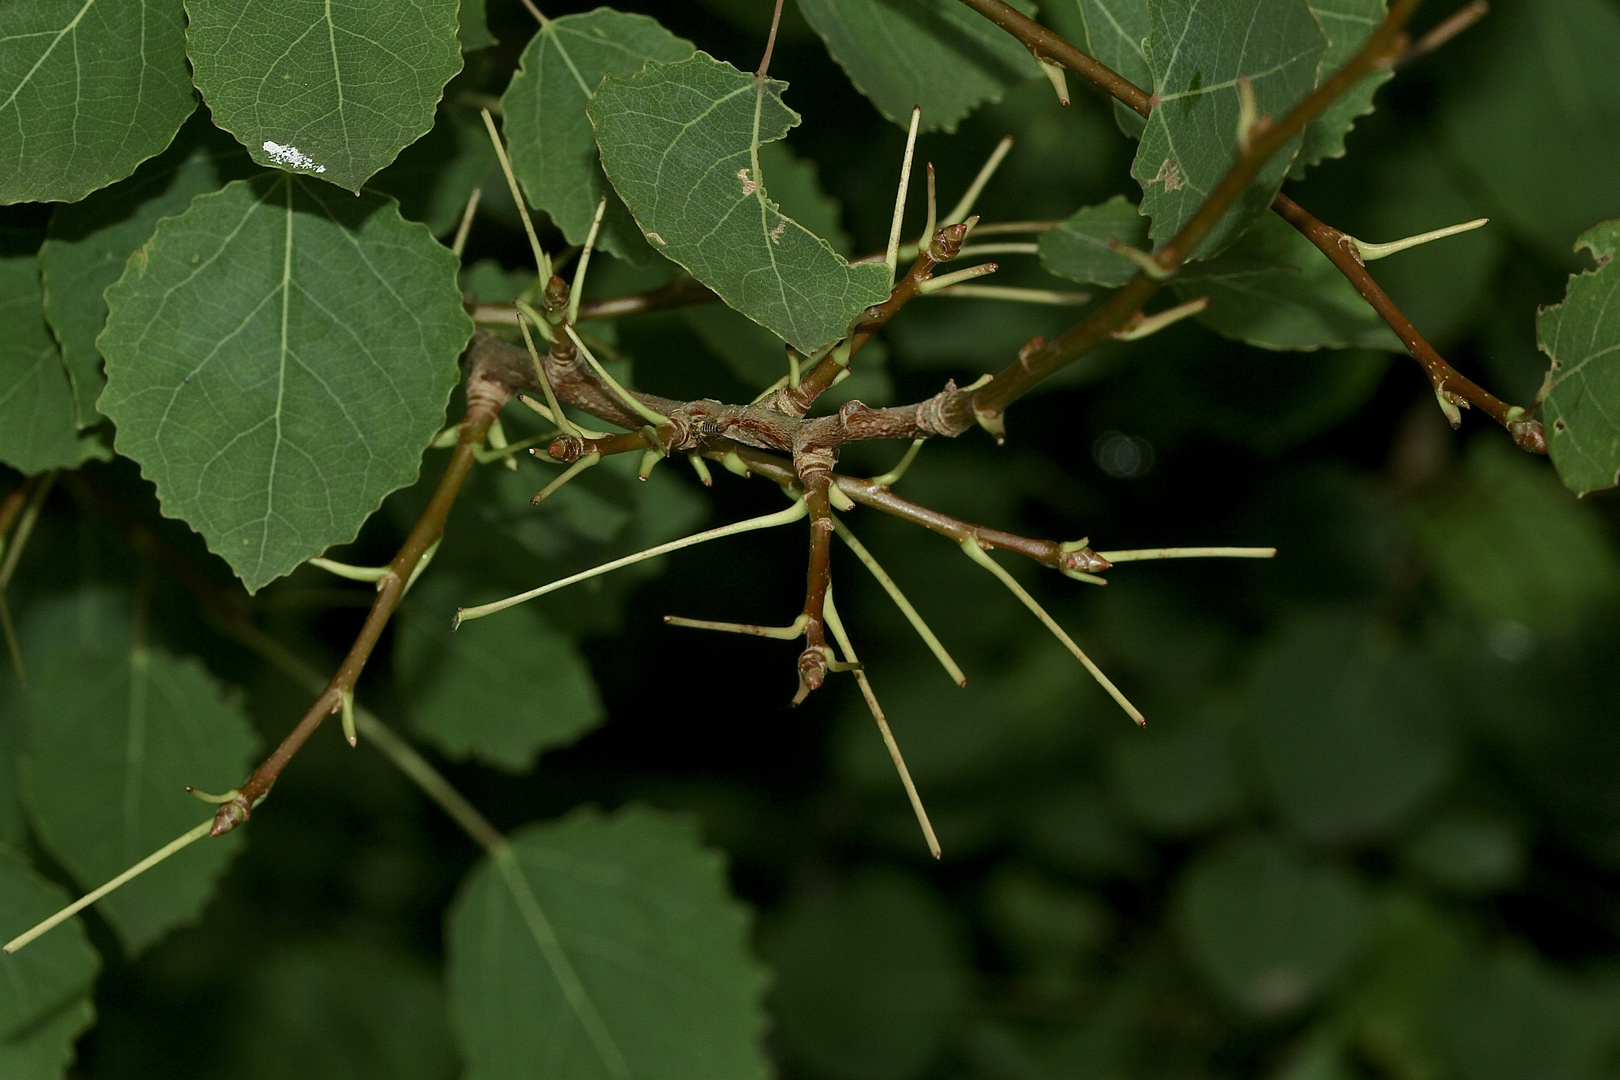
[
  {"x1": 394, "y1": 578, "x2": 604, "y2": 773},
  {"x1": 445, "y1": 806, "x2": 770, "y2": 1080},
  {"x1": 1038, "y1": 195, "x2": 1151, "y2": 288},
  {"x1": 1438, "y1": 0, "x2": 1620, "y2": 260},
  {"x1": 1176, "y1": 213, "x2": 1403, "y2": 350},
  {"x1": 796, "y1": 0, "x2": 1040, "y2": 132},
  {"x1": 0, "y1": 0, "x2": 194, "y2": 204},
  {"x1": 764, "y1": 870, "x2": 969, "y2": 1080},
  {"x1": 0, "y1": 849, "x2": 100, "y2": 1080},
  {"x1": 589, "y1": 51, "x2": 892, "y2": 353},
  {"x1": 185, "y1": 0, "x2": 464, "y2": 192},
  {"x1": 1537, "y1": 219, "x2": 1620, "y2": 496},
  {"x1": 1074, "y1": 0, "x2": 1151, "y2": 136},
  {"x1": 232, "y1": 942, "x2": 458, "y2": 1080},
  {"x1": 1242, "y1": 614, "x2": 1455, "y2": 845},
  {"x1": 500, "y1": 8, "x2": 696, "y2": 263},
  {"x1": 15, "y1": 587, "x2": 259, "y2": 955},
  {"x1": 99, "y1": 176, "x2": 472, "y2": 592},
  {"x1": 1131, "y1": 0, "x2": 1325, "y2": 258},
  {"x1": 1289, "y1": 0, "x2": 1391, "y2": 178},
  {"x1": 1174, "y1": 836, "x2": 1370, "y2": 1018},
  {"x1": 40, "y1": 118, "x2": 255, "y2": 428},
  {"x1": 1411, "y1": 440, "x2": 1620, "y2": 632},
  {"x1": 0, "y1": 213, "x2": 102, "y2": 474}
]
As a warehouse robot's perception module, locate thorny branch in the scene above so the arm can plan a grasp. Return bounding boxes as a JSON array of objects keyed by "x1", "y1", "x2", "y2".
[
  {"x1": 203, "y1": 358, "x2": 514, "y2": 836},
  {"x1": 105, "y1": 0, "x2": 1446, "y2": 848},
  {"x1": 955, "y1": 0, "x2": 1542, "y2": 451}
]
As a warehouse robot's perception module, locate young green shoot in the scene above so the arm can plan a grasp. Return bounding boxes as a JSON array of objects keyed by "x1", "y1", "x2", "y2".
[
  {"x1": 307, "y1": 558, "x2": 388, "y2": 582},
  {"x1": 823, "y1": 590, "x2": 941, "y2": 858},
  {"x1": 886, "y1": 106, "x2": 922, "y2": 283},
  {"x1": 870, "y1": 439, "x2": 925, "y2": 488},
  {"x1": 530, "y1": 451, "x2": 602, "y2": 506},
  {"x1": 478, "y1": 108, "x2": 552, "y2": 282},
  {"x1": 340, "y1": 689, "x2": 357, "y2": 747},
  {"x1": 1348, "y1": 217, "x2": 1488, "y2": 262},
  {"x1": 1104, "y1": 240, "x2": 1176, "y2": 281},
  {"x1": 1038, "y1": 56, "x2": 1071, "y2": 106},
  {"x1": 943, "y1": 136, "x2": 1013, "y2": 226},
  {"x1": 455, "y1": 500, "x2": 810, "y2": 627},
  {"x1": 485, "y1": 416, "x2": 519, "y2": 471},
  {"x1": 934, "y1": 284, "x2": 1091, "y2": 305},
  {"x1": 831, "y1": 516, "x2": 966, "y2": 687},
  {"x1": 1095, "y1": 546, "x2": 1277, "y2": 562},
  {"x1": 919, "y1": 263, "x2": 998, "y2": 294},
  {"x1": 515, "y1": 308, "x2": 580, "y2": 442},
  {"x1": 664, "y1": 613, "x2": 809, "y2": 639},
  {"x1": 450, "y1": 186, "x2": 482, "y2": 260},
  {"x1": 959, "y1": 539, "x2": 1144, "y2": 726},
  {"x1": 562, "y1": 324, "x2": 670, "y2": 427},
  {"x1": 954, "y1": 242, "x2": 1040, "y2": 259},
  {"x1": 688, "y1": 454, "x2": 714, "y2": 486},
  {"x1": 1114, "y1": 296, "x2": 1210, "y2": 341},
  {"x1": 4, "y1": 818, "x2": 215, "y2": 955},
  {"x1": 916, "y1": 162, "x2": 938, "y2": 254},
  {"x1": 567, "y1": 197, "x2": 608, "y2": 326}
]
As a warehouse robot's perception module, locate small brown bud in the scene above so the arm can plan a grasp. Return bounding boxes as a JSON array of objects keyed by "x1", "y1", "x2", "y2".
[
  {"x1": 929, "y1": 221, "x2": 972, "y2": 262},
  {"x1": 544, "y1": 275, "x2": 570, "y2": 315}
]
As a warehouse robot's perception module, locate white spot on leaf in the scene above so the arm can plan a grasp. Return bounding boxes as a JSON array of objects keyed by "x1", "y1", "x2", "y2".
[
  {"x1": 738, "y1": 168, "x2": 757, "y2": 196},
  {"x1": 262, "y1": 141, "x2": 327, "y2": 174},
  {"x1": 769, "y1": 219, "x2": 786, "y2": 245},
  {"x1": 1149, "y1": 157, "x2": 1184, "y2": 192}
]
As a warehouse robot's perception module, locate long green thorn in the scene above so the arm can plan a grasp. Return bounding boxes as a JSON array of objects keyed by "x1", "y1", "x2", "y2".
[
  {"x1": 959, "y1": 540, "x2": 1144, "y2": 726},
  {"x1": 478, "y1": 108, "x2": 551, "y2": 282},
  {"x1": 823, "y1": 590, "x2": 941, "y2": 859},
  {"x1": 4, "y1": 819, "x2": 214, "y2": 954},
  {"x1": 562, "y1": 324, "x2": 669, "y2": 427},
  {"x1": 568, "y1": 197, "x2": 608, "y2": 326},
  {"x1": 455, "y1": 501, "x2": 809, "y2": 628},
  {"x1": 831, "y1": 517, "x2": 965, "y2": 687},
  {"x1": 530, "y1": 452, "x2": 601, "y2": 506},
  {"x1": 1096, "y1": 546, "x2": 1276, "y2": 562},
  {"x1": 870, "y1": 440, "x2": 924, "y2": 488},
  {"x1": 664, "y1": 613, "x2": 808, "y2": 639}
]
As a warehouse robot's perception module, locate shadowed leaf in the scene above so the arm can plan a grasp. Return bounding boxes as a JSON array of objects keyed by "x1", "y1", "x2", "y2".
[
  {"x1": 589, "y1": 51, "x2": 891, "y2": 353},
  {"x1": 99, "y1": 177, "x2": 472, "y2": 592}
]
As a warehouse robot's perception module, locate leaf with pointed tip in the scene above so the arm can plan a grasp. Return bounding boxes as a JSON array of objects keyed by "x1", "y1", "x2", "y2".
[
  {"x1": 796, "y1": 0, "x2": 1040, "y2": 132},
  {"x1": 1039, "y1": 195, "x2": 1152, "y2": 288},
  {"x1": 1074, "y1": 0, "x2": 1151, "y2": 136},
  {"x1": 1131, "y1": 0, "x2": 1325, "y2": 258},
  {"x1": 40, "y1": 119, "x2": 255, "y2": 428},
  {"x1": 445, "y1": 806, "x2": 771, "y2": 1080},
  {"x1": 590, "y1": 52, "x2": 891, "y2": 353},
  {"x1": 501, "y1": 8, "x2": 695, "y2": 263},
  {"x1": 1537, "y1": 220, "x2": 1620, "y2": 496},
  {"x1": 0, "y1": 0, "x2": 194, "y2": 204},
  {"x1": 0, "y1": 850, "x2": 99, "y2": 1080},
  {"x1": 15, "y1": 587, "x2": 259, "y2": 956},
  {"x1": 1175, "y1": 213, "x2": 1401, "y2": 350},
  {"x1": 395, "y1": 578, "x2": 604, "y2": 773},
  {"x1": 185, "y1": 0, "x2": 464, "y2": 192},
  {"x1": 1290, "y1": 0, "x2": 1391, "y2": 178},
  {"x1": 98, "y1": 176, "x2": 472, "y2": 592},
  {"x1": 0, "y1": 214, "x2": 105, "y2": 474}
]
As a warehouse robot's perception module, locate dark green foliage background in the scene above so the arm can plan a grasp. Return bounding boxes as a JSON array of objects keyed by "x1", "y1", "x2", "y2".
[{"x1": 3, "y1": 0, "x2": 1620, "y2": 1077}]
